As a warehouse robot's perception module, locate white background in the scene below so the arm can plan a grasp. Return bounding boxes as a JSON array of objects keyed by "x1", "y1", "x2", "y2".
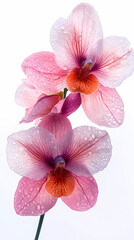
[{"x1": 0, "y1": 0, "x2": 134, "y2": 239}]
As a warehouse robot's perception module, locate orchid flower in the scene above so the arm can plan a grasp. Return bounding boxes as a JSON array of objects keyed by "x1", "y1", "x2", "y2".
[
  {"x1": 21, "y1": 3, "x2": 134, "y2": 128},
  {"x1": 6, "y1": 126, "x2": 112, "y2": 215}
]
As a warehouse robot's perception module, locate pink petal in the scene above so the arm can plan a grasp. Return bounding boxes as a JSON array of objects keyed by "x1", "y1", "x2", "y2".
[
  {"x1": 59, "y1": 126, "x2": 112, "y2": 177},
  {"x1": 39, "y1": 113, "x2": 72, "y2": 143},
  {"x1": 82, "y1": 85, "x2": 124, "y2": 127},
  {"x1": 22, "y1": 51, "x2": 68, "y2": 94},
  {"x1": 14, "y1": 177, "x2": 57, "y2": 216},
  {"x1": 94, "y1": 36, "x2": 134, "y2": 87},
  {"x1": 20, "y1": 95, "x2": 61, "y2": 123},
  {"x1": 61, "y1": 175, "x2": 98, "y2": 211},
  {"x1": 51, "y1": 99, "x2": 65, "y2": 114},
  {"x1": 7, "y1": 127, "x2": 57, "y2": 180},
  {"x1": 15, "y1": 80, "x2": 42, "y2": 108},
  {"x1": 50, "y1": 93, "x2": 81, "y2": 116},
  {"x1": 60, "y1": 93, "x2": 81, "y2": 116},
  {"x1": 50, "y1": 3, "x2": 103, "y2": 69}
]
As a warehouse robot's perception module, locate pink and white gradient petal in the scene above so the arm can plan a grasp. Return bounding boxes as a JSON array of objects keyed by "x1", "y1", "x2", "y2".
[
  {"x1": 20, "y1": 95, "x2": 61, "y2": 123},
  {"x1": 22, "y1": 52, "x2": 68, "y2": 94},
  {"x1": 39, "y1": 113, "x2": 72, "y2": 143},
  {"x1": 82, "y1": 85, "x2": 124, "y2": 127},
  {"x1": 59, "y1": 126, "x2": 112, "y2": 177},
  {"x1": 94, "y1": 36, "x2": 134, "y2": 88},
  {"x1": 7, "y1": 127, "x2": 57, "y2": 180},
  {"x1": 15, "y1": 80, "x2": 42, "y2": 108},
  {"x1": 61, "y1": 175, "x2": 98, "y2": 211},
  {"x1": 14, "y1": 177, "x2": 57, "y2": 216},
  {"x1": 50, "y1": 3, "x2": 103, "y2": 70}
]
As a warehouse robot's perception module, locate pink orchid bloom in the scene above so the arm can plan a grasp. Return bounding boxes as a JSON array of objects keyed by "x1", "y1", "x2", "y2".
[
  {"x1": 21, "y1": 3, "x2": 134, "y2": 128},
  {"x1": 7, "y1": 126, "x2": 112, "y2": 215}
]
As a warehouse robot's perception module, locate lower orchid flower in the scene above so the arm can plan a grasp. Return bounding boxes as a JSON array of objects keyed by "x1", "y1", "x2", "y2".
[
  {"x1": 7, "y1": 126, "x2": 112, "y2": 215},
  {"x1": 21, "y1": 3, "x2": 134, "y2": 128}
]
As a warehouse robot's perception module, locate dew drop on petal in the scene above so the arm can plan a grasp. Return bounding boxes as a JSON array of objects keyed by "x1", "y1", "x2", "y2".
[{"x1": 37, "y1": 204, "x2": 41, "y2": 210}]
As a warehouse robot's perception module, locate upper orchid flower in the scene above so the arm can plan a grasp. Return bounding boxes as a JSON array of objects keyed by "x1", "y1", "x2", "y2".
[
  {"x1": 7, "y1": 125, "x2": 112, "y2": 215},
  {"x1": 22, "y1": 3, "x2": 134, "y2": 128}
]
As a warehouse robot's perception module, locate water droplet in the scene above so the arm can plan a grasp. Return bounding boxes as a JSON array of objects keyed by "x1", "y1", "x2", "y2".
[{"x1": 37, "y1": 204, "x2": 41, "y2": 210}]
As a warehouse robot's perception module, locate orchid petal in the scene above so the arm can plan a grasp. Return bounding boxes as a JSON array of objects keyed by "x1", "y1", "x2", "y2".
[
  {"x1": 61, "y1": 93, "x2": 81, "y2": 116},
  {"x1": 22, "y1": 52, "x2": 68, "y2": 94},
  {"x1": 7, "y1": 127, "x2": 57, "y2": 180},
  {"x1": 94, "y1": 36, "x2": 134, "y2": 87},
  {"x1": 51, "y1": 99, "x2": 65, "y2": 114},
  {"x1": 15, "y1": 80, "x2": 42, "y2": 108},
  {"x1": 61, "y1": 175, "x2": 98, "y2": 211},
  {"x1": 20, "y1": 95, "x2": 60, "y2": 123},
  {"x1": 82, "y1": 85, "x2": 124, "y2": 127},
  {"x1": 51, "y1": 92, "x2": 81, "y2": 116},
  {"x1": 14, "y1": 177, "x2": 57, "y2": 216},
  {"x1": 59, "y1": 126, "x2": 112, "y2": 176},
  {"x1": 39, "y1": 113, "x2": 72, "y2": 143},
  {"x1": 50, "y1": 3, "x2": 103, "y2": 69}
]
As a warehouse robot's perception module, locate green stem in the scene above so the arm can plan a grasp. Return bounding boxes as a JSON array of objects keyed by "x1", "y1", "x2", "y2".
[
  {"x1": 34, "y1": 214, "x2": 45, "y2": 240},
  {"x1": 63, "y1": 88, "x2": 68, "y2": 98}
]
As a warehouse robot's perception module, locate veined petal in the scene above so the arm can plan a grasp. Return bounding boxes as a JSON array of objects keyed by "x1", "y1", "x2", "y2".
[
  {"x1": 50, "y1": 3, "x2": 103, "y2": 69},
  {"x1": 51, "y1": 93, "x2": 81, "y2": 116},
  {"x1": 94, "y1": 36, "x2": 134, "y2": 87},
  {"x1": 60, "y1": 93, "x2": 81, "y2": 116},
  {"x1": 22, "y1": 52, "x2": 68, "y2": 94},
  {"x1": 15, "y1": 80, "x2": 42, "y2": 108},
  {"x1": 20, "y1": 95, "x2": 61, "y2": 123},
  {"x1": 51, "y1": 99, "x2": 65, "y2": 114},
  {"x1": 14, "y1": 177, "x2": 57, "y2": 216},
  {"x1": 6, "y1": 127, "x2": 57, "y2": 180},
  {"x1": 82, "y1": 85, "x2": 124, "y2": 127},
  {"x1": 59, "y1": 126, "x2": 112, "y2": 176},
  {"x1": 61, "y1": 175, "x2": 98, "y2": 211},
  {"x1": 39, "y1": 113, "x2": 72, "y2": 143}
]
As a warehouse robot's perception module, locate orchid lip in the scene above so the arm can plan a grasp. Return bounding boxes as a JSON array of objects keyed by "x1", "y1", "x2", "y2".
[{"x1": 54, "y1": 155, "x2": 65, "y2": 168}]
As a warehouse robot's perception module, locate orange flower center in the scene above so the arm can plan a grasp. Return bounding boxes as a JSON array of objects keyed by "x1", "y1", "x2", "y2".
[
  {"x1": 45, "y1": 156, "x2": 75, "y2": 198},
  {"x1": 66, "y1": 61, "x2": 99, "y2": 95}
]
